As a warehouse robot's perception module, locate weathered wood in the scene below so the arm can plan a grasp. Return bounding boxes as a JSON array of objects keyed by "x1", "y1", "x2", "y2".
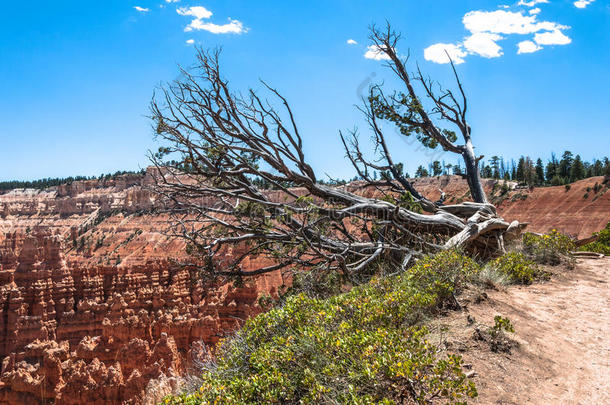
[
  {"x1": 445, "y1": 218, "x2": 510, "y2": 249},
  {"x1": 440, "y1": 202, "x2": 496, "y2": 217},
  {"x1": 151, "y1": 47, "x2": 523, "y2": 278},
  {"x1": 571, "y1": 251, "x2": 604, "y2": 258}
]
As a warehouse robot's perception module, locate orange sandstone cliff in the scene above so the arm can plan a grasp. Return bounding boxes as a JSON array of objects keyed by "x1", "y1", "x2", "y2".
[
  {"x1": 0, "y1": 172, "x2": 607, "y2": 404},
  {"x1": 0, "y1": 172, "x2": 285, "y2": 404}
]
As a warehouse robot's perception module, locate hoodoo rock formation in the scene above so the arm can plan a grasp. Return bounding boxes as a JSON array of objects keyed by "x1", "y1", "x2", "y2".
[
  {"x1": 0, "y1": 171, "x2": 607, "y2": 403},
  {"x1": 0, "y1": 171, "x2": 285, "y2": 404}
]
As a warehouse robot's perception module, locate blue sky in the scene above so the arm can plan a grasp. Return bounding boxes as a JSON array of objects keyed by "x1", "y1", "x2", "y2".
[{"x1": 1, "y1": 0, "x2": 608, "y2": 181}]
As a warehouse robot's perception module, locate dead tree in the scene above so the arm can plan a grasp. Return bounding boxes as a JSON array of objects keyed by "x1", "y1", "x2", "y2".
[
  {"x1": 346, "y1": 25, "x2": 487, "y2": 204},
  {"x1": 150, "y1": 45, "x2": 522, "y2": 280}
]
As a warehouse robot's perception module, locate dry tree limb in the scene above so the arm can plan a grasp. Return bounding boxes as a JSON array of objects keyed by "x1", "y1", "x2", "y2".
[{"x1": 149, "y1": 43, "x2": 521, "y2": 280}]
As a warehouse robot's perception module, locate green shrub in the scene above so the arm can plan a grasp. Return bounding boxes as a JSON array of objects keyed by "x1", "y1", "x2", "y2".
[
  {"x1": 579, "y1": 242, "x2": 610, "y2": 255},
  {"x1": 490, "y1": 252, "x2": 546, "y2": 284},
  {"x1": 474, "y1": 315, "x2": 516, "y2": 353},
  {"x1": 580, "y1": 222, "x2": 610, "y2": 255},
  {"x1": 163, "y1": 252, "x2": 479, "y2": 404},
  {"x1": 522, "y1": 230, "x2": 574, "y2": 265},
  {"x1": 406, "y1": 249, "x2": 480, "y2": 309},
  {"x1": 286, "y1": 267, "x2": 346, "y2": 299},
  {"x1": 489, "y1": 316, "x2": 514, "y2": 338},
  {"x1": 592, "y1": 222, "x2": 609, "y2": 245}
]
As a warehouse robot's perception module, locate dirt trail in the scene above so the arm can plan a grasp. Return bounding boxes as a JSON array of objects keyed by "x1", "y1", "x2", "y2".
[{"x1": 444, "y1": 257, "x2": 610, "y2": 404}]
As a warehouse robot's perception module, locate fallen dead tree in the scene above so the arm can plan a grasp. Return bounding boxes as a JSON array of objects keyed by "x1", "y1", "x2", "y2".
[{"x1": 150, "y1": 25, "x2": 525, "y2": 279}]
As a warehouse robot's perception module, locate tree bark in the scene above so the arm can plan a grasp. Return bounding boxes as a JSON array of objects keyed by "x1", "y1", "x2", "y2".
[{"x1": 462, "y1": 139, "x2": 488, "y2": 204}]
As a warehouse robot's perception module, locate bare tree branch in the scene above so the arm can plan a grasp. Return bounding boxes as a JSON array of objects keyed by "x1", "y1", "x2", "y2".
[{"x1": 150, "y1": 44, "x2": 521, "y2": 280}]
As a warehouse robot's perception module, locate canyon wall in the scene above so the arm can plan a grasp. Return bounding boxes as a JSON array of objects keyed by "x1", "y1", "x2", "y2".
[
  {"x1": 0, "y1": 172, "x2": 285, "y2": 404},
  {"x1": 0, "y1": 172, "x2": 607, "y2": 404}
]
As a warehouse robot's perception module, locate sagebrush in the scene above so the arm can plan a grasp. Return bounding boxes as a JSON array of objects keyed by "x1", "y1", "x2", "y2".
[
  {"x1": 522, "y1": 229, "x2": 574, "y2": 265},
  {"x1": 163, "y1": 251, "x2": 479, "y2": 404}
]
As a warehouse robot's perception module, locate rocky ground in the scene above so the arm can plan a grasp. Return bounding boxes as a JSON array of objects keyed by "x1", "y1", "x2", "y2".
[{"x1": 432, "y1": 257, "x2": 610, "y2": 404}]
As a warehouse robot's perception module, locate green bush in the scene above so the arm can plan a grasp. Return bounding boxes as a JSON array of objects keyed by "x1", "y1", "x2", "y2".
[
  {"x1": 579, "y1": 241, "x2": 610, "y2": 255},
  {"x1": 406, "y1": 249, "x2": 480, "y2": 309},
  {"x1": 163, "y1": 252, "x2": 479, "y2": 404},
  {"x1": 580, "y1": 222, "x2": 610, "y2": 255},
  {"x1": 489, "y1": 316, "x2": 514, "y2": 338},
  {"x1": 522, "y1": 229, "x2": 574, "y2": 265},
  {"x1": 490, "y1": 252, "x2": 546, "y2": 284},
  {"x1": 484, "y1": 316, "x2": 516, "y2": 353},
  {"x1": 287, "y1": 267, "x2": 346, "y2": 299}
]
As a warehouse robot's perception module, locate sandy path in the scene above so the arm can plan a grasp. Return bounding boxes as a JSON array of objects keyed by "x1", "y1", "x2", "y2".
[{"x1": 444, "y1": 257, "x2": 610, "y2": 404}]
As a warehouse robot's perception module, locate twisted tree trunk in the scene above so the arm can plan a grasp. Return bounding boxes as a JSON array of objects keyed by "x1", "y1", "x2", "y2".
[{"x1": 462, "y1": 138, "x2": 488, "y2": 204}]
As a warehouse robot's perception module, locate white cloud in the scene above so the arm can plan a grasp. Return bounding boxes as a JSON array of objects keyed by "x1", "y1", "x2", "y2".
[
  {"x1": 364, "y1": 45, "x2": 392, "y2": 61},
  {"x1": 134, "y1": 6, "x2": 150, "y2": 12},
  {"x1": 517, "y1": 40, "x2": 542, "y2": 53},
  {"x1": 347, "y1": 39, "x2": 358, "y2": 45},
  {"x1": 518, "y1": 0, "x2": 549, "y2": 6},
  {"x1": 188, "y1": 18, "x2": 246, "y2": 34},
  {"x1": 186, "y1": 39, "x2": 194, "y2": 44},
  {"x1": 424, "y1": 43, "x2": 468, "y2": 64},
  {"x1": 463, "y1": 10, "x2": 565, "y2": 35},
  {"x1": 425, "y1": 8, "x2": 572, "y2": 64},
  {"x1": 574, "y1": 0, "x2": 595, "y2": 9},
  {"x1": 177, "y1": 6, "x2": 212, "y2": 20},
  {"x1": 534, "y1": 29, "x2": 572, "y2": 45},
  {"x1": 166, "y1": 0, "x2": 180, "y2": 3},
  {"x1": 177, "y1": 6, "x2": 247, "y2": 34},
  {"x1": 463, "y1": 32, "x2": 503, "y2": 58}
]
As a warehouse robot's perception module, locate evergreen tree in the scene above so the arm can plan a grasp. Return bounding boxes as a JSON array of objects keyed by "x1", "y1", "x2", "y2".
[
  {"x1": 550, "y1": 175, "x2": 564, "y2": 186},
  {"x1": 481, "y1": 165, "x2": 493, "y2": 178},
  {"x1": 415, "y1": 165, "x2": 429, "y2": 178},
  {"x1": 559, "y1": 151, "x2": 574, "y2": 179},
  {"x1": 545, "y1": 153, "x2": 558, "y2": 182},
  {"x1": 570, "y1": 155, "x2": 585, "y2": 182},
  {"x1": 490, "y1": 156, "x2": 501, "y2": 179},
  {"x1": 584, "y1": 162, "x2": 592, "y2": 178},
  {"x1": 431, "y1": 161, "x2": 443, "y2": 176},
  {"x1": 516, "y1": 156, "x2": 526, "y2": 182},
  {"x1": 592, "y1": 159, "x2": 604, "y2": 176},
  {"x1": 535, "y1": 158, "x2": 545, "y2": 185}
]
